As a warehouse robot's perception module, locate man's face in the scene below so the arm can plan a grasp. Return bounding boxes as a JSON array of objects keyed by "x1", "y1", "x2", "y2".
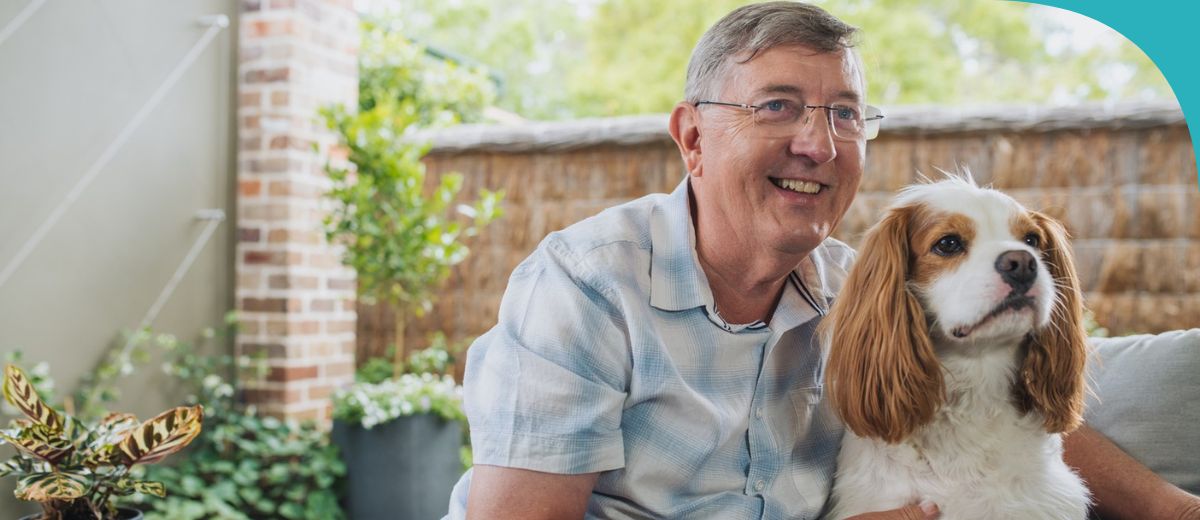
[{"x1": 690, "y1": 45, "x2": 866, "y2": 257}]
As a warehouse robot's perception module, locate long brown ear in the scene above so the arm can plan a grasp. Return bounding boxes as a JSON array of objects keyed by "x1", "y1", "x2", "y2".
[
  {"x1": 824, "y1": 205, "x2": 944, "y2": 443},
  {"x1": 1015, "y1": 211, "x2": 1088, "y2": 433}
]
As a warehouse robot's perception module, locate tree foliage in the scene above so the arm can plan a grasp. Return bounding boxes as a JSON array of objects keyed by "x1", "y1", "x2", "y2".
[
  {"x1": 322, "y1": 19, "x2": 504, "y2": 312},
  {"x1": 364, "y1": 0, "x2": 1172, "y2": 119}
]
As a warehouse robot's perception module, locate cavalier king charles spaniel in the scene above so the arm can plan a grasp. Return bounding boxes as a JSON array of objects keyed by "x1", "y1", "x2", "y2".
[{"x1": 824, "y1": 176, "x2": 1091, "y2": 519}]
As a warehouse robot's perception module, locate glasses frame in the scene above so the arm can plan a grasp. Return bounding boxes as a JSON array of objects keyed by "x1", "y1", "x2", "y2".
[{"x1": 693, "y1": 100, "x2": 885, "y2": 141}]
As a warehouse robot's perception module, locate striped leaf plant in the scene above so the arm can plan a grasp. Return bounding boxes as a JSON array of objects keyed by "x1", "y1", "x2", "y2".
[{"x1": 0, "y1": 364, "x2": 203, "y2": 519}]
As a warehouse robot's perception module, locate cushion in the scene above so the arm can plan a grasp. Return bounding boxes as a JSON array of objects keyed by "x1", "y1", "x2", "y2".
[{"x1": 1085, "y1": 329, "x2": 1200, "y2": 495}]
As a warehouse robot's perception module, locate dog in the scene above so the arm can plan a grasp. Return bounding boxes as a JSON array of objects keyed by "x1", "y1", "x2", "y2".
[{"x1": 822, "y1": 176, "x2": 1091, "y2": 519}]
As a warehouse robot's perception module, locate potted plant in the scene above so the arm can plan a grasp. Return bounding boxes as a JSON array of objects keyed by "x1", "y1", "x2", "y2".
[
  {"x1": 330, "y1": 337, "x2": 467, "y2": 519},
  {"x1": 0, "y1": 364, "x2": 203, "y2": 519}
]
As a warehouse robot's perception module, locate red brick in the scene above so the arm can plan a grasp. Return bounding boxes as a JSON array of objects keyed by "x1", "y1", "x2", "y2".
[
  {"x1": 267, "y1": 180, "x2": 318, "y2": 197},
  {"x1": 327, "y1": 320, "x2": 356, "y2": 334},
  {"x1": 268, "y1": 274, "x2": 319, "y2": 289},
  {"x1": 239, "y1": 92, "x2": 262, "y2": 108},
  {"x1": 266, "y1": 320, "x2": 288, "y2": 336},
  {"x1": 310, "y1": 298, "x2": 335, "y2": 311},
  {"x1": 239, "y1": 342, "x2": 285, "y2": 358},
  {"x1": 267, "y1": 365, "x2": 318, "y2": 382},
  {"x1": 308, "y1": 251, "x2": 340, "y2": 268},
  {"x1": 286, "y1": 406, "x2": 322, "y2": 423},
  {"x1": 240, "y1": 136, "x2": 262, "y2": 151},
  {"x1": 239, "y1": 179, "x2": 262, "y2": 197},
  {"x1": 321, "y1": 362, "x2": 355, "y2": 379},
  {"x1": 243, "y1": 388, "x2": 303, "y2": 405},
  {"x1": 306, "y1": 384, "x2": 334, "y2": 400},
  {"x1": 243, "y1": 250, "x2": 285, "y2": 265},
  {"x1": 244, "y1": 67, "x2": 291, "y2": 84},
  {"x1": 242, "y1": 297, "x2": 287, "y2": 312},
  {"x1": 238, "y1": 227, "x2": 261, "y2": 243},
  {"x1": 327, "y1": 277, "x2": 355, "y2": 290}
]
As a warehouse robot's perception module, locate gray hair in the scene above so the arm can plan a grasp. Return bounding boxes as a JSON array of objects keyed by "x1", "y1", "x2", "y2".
[{"x1": 684, "y1": 1, "x2": 859, "y2": 103}]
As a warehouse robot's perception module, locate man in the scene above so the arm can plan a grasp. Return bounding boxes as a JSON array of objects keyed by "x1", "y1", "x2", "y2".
[{"x1": 446, "y1": 3, "x2": 1200, "y2": 519}]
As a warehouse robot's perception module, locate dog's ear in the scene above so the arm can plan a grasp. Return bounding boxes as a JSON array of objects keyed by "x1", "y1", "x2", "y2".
[
  {"x1": 825, "y1": 205, "x2": 944, "y2": 443},
  {"x1": 1015, "y1": 211, "x2": 1088, "y2": 433}
]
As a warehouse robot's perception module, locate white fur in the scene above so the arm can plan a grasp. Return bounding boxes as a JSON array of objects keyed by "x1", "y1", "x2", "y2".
[{"x1": 826, "y1": 181, "x2": 1090, "y2": 520}]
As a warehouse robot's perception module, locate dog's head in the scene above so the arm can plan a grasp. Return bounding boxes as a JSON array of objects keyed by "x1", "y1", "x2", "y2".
[{"x1": 824, "y1": 176, "x2": 1088, "y2": 443}]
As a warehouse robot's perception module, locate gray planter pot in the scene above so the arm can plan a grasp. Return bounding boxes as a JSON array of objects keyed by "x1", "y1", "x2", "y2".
[{"x1": 332, "y1": 414, "x2": 463, "y2": 520}]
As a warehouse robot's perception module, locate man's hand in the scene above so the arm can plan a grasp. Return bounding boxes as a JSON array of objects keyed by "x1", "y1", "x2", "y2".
[
  {"x1": 1169, "y1": 494, "x2": 1200, "y2": 520},
  {"x1": 847, "y1": 502, "x2": 940, "y2": 520}
]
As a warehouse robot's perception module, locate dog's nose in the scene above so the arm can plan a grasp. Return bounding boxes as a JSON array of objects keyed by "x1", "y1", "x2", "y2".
[{"x1": 995, "y1": 250, "x2": 1037, "y2": 292}]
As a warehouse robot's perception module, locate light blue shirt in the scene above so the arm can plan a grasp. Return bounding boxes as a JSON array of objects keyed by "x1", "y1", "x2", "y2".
[{"x1": 446, "y1": 178, "x2": 854, "y2": 519}]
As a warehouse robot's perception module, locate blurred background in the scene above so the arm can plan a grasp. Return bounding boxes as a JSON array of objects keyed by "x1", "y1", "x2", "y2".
[{"x1": 0, "y1": 0, "x2": 1193, "y2": 518}]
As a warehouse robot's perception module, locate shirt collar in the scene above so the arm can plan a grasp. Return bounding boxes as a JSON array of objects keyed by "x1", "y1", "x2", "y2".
[
  {"x1": 649, "y1": 177, "x2": 711, "y2": 312},
  {"x1": 647, "y1": 176, "x2": 852, "y2": 322}
]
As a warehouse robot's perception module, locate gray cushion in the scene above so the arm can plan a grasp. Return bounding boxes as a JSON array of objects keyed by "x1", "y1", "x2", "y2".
[{"x1": 1085, "y1": 329, "x2": 1200, "y2": 495}]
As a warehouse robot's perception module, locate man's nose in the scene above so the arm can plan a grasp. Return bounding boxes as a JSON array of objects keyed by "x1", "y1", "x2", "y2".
[
  {"x1": 788, "y1": 107, "x2": 837, "y2": 164},
  {"x1": 995, "y1": 250, "x2": 1037, "y2": 293}
]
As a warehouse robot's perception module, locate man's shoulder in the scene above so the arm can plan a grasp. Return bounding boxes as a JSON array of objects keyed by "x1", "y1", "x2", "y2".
[{"x1": 542, "y1": 192, "x2": 669, "y2": 261}]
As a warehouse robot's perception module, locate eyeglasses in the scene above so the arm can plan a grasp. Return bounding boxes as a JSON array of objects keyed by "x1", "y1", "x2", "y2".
[{"x1": 694, "y1": 99, "x2": 884, "y2": 141}]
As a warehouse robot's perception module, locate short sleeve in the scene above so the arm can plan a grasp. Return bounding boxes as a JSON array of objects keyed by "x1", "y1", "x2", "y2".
[{"x1": 463, "y1": 235, "x2": 631, "y2": 474}]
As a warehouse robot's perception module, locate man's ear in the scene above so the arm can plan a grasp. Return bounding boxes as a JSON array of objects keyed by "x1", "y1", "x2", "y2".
[{"x1": 669, "y1": 102, "x2": 702, "y2": 177}]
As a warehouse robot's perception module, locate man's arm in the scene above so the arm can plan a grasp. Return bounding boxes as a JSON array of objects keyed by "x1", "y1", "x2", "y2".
[
  {"x1": 466, "y1": 465, "x2": 600, "y2": 520},
  {"x1": 1064, "y1": 424, "x2": 1200, "y2": 520}
]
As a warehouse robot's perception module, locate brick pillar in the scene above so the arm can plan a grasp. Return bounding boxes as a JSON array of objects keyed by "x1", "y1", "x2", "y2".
[{"x1": 235, "y1": 0, "x2": 359, "y2": 424}]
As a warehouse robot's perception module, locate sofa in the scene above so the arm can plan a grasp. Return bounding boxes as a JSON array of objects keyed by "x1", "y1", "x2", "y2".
[{"x1": 1085, "y1": 329, "x2": 1200, "y2": 496}]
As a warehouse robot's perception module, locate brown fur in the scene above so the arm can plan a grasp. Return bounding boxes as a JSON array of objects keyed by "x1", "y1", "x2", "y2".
[
  {"x1": 824, "y1": 205, "x2": 945, "y2": 443},
  {"x1": 1013, "y1": 211, "x2": 1088, "y2": 433}
]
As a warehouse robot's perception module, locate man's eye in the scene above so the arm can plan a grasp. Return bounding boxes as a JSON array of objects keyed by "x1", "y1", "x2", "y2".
[
  {"x1": 932, "y1": 235, "x2": 965, "y2": 256},
  {"x1": 763, "y1": 100, "x2": 788, "y2": 112},
  {"x1": 832, "y1": 105, "x2": 859, "y2": 121}
]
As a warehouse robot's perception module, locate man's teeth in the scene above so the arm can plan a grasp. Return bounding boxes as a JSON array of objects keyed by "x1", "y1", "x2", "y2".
[{"x1": 774, "y1": 178, "x2": 822, "y2": 194}]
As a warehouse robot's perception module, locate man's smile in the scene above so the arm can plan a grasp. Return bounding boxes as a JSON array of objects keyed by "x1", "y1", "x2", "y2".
[{"x1": 769, "y1": 177, "x2": 825, "y2": 194}]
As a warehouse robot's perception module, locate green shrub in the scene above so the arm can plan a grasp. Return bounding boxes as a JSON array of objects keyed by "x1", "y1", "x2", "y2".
[
  {"x1": 115, "y1": 319, "x2": 346, "y2": 520},
  {"x1": 132, "y1": 412, "x2": 343, "y2": 520}
]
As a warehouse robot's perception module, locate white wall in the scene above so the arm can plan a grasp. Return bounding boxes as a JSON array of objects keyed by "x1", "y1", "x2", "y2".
[{"x1": 0, "y1": 0, "x2": 237, "y2": 515}]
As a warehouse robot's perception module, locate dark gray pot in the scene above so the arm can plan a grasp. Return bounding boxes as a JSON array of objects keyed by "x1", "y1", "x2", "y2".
[
  {"x1": 332, "y1": 414, "x2": 463, "y2": 520},
  {"x1": 18, "y1": 507, "x2": 143, "y2": 520}
]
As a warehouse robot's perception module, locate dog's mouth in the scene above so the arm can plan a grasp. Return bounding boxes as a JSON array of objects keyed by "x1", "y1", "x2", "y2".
[{"x1": 950, "y1": 295, "x2": 1036, "y2": 339}]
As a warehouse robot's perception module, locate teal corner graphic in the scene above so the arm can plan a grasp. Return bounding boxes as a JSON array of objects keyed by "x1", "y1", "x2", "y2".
[{"x1": 1026, "y1": 1, "x2": 1200, "y2": 191}]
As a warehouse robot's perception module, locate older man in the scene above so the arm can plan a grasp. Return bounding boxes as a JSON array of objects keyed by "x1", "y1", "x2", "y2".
[{"x1": 445, "y1": 2, "x2": 1200, "y2": 519}]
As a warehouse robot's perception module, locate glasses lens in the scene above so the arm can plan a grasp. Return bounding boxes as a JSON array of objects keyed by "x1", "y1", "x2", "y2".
[
  {"x1": 828, "y1": 104, "x2": 865, "y2": 140},
  {"x1": 864, "y1": 105, "x2": 883, "y2": 140}
]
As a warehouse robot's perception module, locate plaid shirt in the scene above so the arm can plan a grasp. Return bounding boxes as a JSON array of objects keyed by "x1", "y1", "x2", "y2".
[{"x1": 446, "y1": 178, "x2": 855, "y2": 519}]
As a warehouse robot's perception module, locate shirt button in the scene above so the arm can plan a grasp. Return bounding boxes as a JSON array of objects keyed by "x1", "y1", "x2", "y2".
[
  {"x1": 754, "y1": 480, "x2": 765, "y2": 492},
  {"x1": 755, "y1": 407, "x2": 764, "y2": 419}
]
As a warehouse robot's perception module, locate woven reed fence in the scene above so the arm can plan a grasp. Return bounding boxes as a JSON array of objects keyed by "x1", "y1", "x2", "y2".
[{"x1": 356, "y1": 102, "x2": 1198, "y2": 377}]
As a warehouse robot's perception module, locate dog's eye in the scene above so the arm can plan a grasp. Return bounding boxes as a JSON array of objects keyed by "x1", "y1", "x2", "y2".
[
  {"x1": 1023, "y1": 233, "x2": 1041, "y2": 249},
  {"x1": 932, "y1": 235, "x2": 965, "y2": 256}
]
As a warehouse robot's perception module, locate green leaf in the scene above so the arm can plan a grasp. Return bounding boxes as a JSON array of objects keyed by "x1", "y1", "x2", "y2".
[
  {"x1": 3, "y1": 365, "x2": 63, "y2": 431},
  {"x1": 15, "y1": 471, "x2": 87, "y2": 502}
]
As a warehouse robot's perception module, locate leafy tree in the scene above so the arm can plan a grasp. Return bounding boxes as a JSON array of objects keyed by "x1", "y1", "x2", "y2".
[
  {"x1": 363, "y1": 0, "x2": 586, "y2": 120},
  {"x1": 322, "y1": 19, "x2": 504, "y2": 373},
  {"x1": 361, "y1": 0, "x2": 1172, "y2": 119}
]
